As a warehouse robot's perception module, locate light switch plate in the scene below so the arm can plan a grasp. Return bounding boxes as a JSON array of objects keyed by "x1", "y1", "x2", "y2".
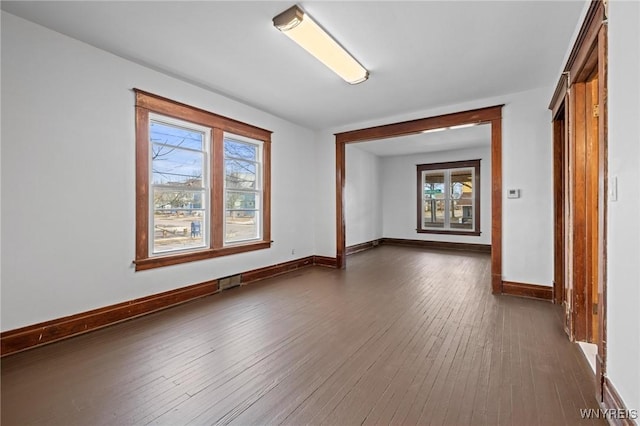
[{"x1": 609, "y1": 176, "x2": 618, "y2": 201}]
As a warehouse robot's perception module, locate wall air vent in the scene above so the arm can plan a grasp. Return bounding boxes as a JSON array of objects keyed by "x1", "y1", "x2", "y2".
[{"x1": 219, "y1": 274, "x2": 242, "y2": 291}]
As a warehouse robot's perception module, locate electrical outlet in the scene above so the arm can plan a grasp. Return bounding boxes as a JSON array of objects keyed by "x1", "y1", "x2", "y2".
[{"x1": 291, "y1": 248, "x2": 296, "y2": 255}]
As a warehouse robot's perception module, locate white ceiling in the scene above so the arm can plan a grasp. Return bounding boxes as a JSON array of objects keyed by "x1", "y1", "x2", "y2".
[
  {"x1": 353, "y1": 123, "x2": 491, "y2": 157},
  {"x1": 1, "y1": 1, "x2": 585, "y2": 130}
]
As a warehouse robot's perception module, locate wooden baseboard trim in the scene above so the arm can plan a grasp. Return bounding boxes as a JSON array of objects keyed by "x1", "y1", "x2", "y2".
[
  {"x1": 346, "y1": 239, "x2": 382, "y2": 255},
  {"x1": 313, "y1": 255, "x2": 339, "y2": 268},
  {"x1": 601, "y1": 377, "x2": 638, "y2": 425},
  {"x1": 242, "y1": 256, "x2": 314, "y2": 284},
  {"x1": 501, "y1": 281, "x2": 553, "y2": 301},
  {"x1": 1, "y1": 279, "x2": 219, "y2": 357},
  {"x1": 1, "y1": 254, "x2": 340, "y2": 357},
  {"x1": 380, "y1": 238, "x2": 491, "y2": 253}
]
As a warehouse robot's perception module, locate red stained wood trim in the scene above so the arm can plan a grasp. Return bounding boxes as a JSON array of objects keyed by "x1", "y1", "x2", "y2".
[
  {"x1": 602, "y1": 377, "x2": 637, "y2": 426},
  {"x1": 134, "y1": 241, "x2": 272, "y2": 271},
  {"x1": 135, "y1": 107, "x2": 150, "y2": 261},
  {"x1": 550, "y1": 73, "x2": 569, "y2": 118},
  {"x1": 335, "y1": 105, "x2": 503, "y2": 144},
  {"x1": 242, "y1": 256, "x2": 314, "y2": 284},
  {"x1": 133, "y1": 89, "x2": 272, "y2": 140},
  {"x1": 549, "y1": 1, "x2": 605, "y2": 114},
  {"x1": 346, "y1": 239, "x2": 381, "y2": 256},
  {"x1": 1, "y1": 280, "x2": 219, "y2": 356},
  {"x1": 568, "y1": 3, "x2": 605, "y2": 81},
  {"x1": 553, "y1": 117, "x2": 566, "y2": 305},
  {"x1": 491, "y1": 117, "x2": 503, "y2": 294},
  {"x1": 212, "y1": 128, "x2": 224, "y2": 248},
  {"x1": 313, "y1": 256, "x2": 339, "y2": 268},
  {"x1": 596, "y1": 22, "x2": 609, "y2": 394},
  {"x1": 380, "y1": 238, "x2": 491, "y2": 254},
  {"x1": 336, "y1": 141, "x2": 346, "y2": 269},
  {"x1": 501, "y1": 281, "x2": 553, "y2": 302},
  {"x1": 262, "y1": 137, "x2": 272, "y2": 245},
  {"x1": 572, "y1": 82, "x2": 589, "y2": 342}
]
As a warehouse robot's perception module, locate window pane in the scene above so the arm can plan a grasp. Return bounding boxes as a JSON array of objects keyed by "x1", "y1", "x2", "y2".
[
  {"x1": 423, "y1": 199, "x2": 446, "y2": 227},
  {"x1": 226, "y1": 191, "x2": 257, "y2": 210},
  {"x1": 225, "y1": 191, "x2": 259, "y2": 243},
  {"x1": 451, "y1": 169, "x2": 473, "y2": 198},
  {"x1": 154, "y1": 189, "x2": 205, "y2": 210},
  {"x1": 449, "y1": 200, "x2": 473, "y2": 229},
  {"x1": 226, "y1": 210, "x2": 259, "y2": 243},
  {"x1": 224, "y1": 138, "x2": 257, "y2": 160},
  {"x1": 424, "y1": 172, "x2": 445, "y2": 199},
  {"x1": 152, "y1": 188, "x2": 206, "y2": 253},
  {"x1": 150, "y1": 121, "x2": 204, "y2": 151},
  {"x1": 225, "y1": 159, "x2": 256, "y2": 190},
  {"x1": 152, "y1": 144, "x2": 204, "y2": 187},
  {"x1": 450, "y1": 169, "x2": 473, "y2": 229}
]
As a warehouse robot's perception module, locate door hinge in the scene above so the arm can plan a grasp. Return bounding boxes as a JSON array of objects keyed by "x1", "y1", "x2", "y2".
[
  {"x1": 593, "y1": 302, "x2": 598, "y2": 315},
  {"x1": 593, "y1": 104, "x2": 600, "y2": 118}
]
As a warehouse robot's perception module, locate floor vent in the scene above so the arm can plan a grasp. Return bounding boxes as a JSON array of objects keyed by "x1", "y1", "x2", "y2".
[{"x1": 219, "y1": 274, "x2": 242, "y2": 291}]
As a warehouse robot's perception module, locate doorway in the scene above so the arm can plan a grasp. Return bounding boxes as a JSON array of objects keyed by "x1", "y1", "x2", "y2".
[
  {"x1": 335, "y1": 105, "x2": 504, "y2": 293},
  {"x1": 550, "y1": 0, "x2": 607, "y2": 401}
]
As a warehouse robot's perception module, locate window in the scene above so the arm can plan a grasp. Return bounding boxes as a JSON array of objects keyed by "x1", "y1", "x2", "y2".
[
  {"x1": 416, "y1": 160, "x2": 480, "y2": 236},
  {"x1": 135, "y1": 90, "x2": 271, "y2": 270},
  {"x1": 224, "y1": 134, "x2": 263, "y2": 244}
]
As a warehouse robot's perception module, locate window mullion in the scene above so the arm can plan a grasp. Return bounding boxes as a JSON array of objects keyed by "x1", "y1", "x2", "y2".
[
  {"x1": 444, "y1": 170, "x2": 451, "y2": 229},
  {"x1": 212, "y1": 128, "x2": 224, "y2": 249}
]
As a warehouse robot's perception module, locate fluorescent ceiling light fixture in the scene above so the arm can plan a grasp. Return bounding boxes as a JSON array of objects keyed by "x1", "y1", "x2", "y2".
[
  {"x1": 449, "y1": 123, "x2": 477, "y2": 130},
  {"x1": 273, "y1": 5, "x2": 369, "y2": 85},
  {"x1": 422, "y1": 127, "x2": 447, "y2": 134}
]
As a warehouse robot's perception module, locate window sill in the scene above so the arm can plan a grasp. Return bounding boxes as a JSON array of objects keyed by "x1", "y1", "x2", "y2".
[
  {"x1": 134, "y1": 240, "x2": 272, "y2": 271},
  {"x1": 417, "y1": 229, "x2": 481, "y2": 237}
]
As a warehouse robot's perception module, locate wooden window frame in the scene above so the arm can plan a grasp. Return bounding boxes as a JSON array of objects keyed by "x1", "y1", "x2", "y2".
[
  {"x1": 134, "y1": 89, "x2": 272, "y2": 271},
  {"x1": 416, "y1": 159, "x2": 481, "y2": 236}
]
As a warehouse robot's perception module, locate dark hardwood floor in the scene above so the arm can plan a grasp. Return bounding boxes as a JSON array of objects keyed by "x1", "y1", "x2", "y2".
[{"x1": 1, "y1": 246, "x2": 602, "y2": 425}]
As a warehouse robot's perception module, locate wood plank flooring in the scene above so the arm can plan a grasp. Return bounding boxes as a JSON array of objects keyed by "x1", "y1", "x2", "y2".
[{"x1": 1, "y1": 246, "x2": 603, "y2": 425}]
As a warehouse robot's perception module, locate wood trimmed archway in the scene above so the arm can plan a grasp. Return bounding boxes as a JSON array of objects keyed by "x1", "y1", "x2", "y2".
[{"x1": 335, "y1": 105, "x2": 504, "y2": 293}]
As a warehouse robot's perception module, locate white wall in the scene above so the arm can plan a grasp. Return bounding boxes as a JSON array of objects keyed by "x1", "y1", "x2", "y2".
[
  {"x1": 345, "y1": 145, "x2": 382, "y2": 246},
  {"x1": 315, "y1": 86, "x2": 554, "y2": 287},
  {"x1": 381, "y1": 146, "x2": 491, "y2": 245},
  {"x1": 606, "y1": 0, "x2": 640, "y2": 413},
  {"x1": 0, "y1": 12, "x2": 316, "y2": 331}
]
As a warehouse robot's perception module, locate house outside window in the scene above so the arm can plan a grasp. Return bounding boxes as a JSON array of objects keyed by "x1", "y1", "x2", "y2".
[{"x1": 417, "y1": 159, "x2": 481, "y2": 236}]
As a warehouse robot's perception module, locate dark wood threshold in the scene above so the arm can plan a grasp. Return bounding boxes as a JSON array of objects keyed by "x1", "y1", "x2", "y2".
[
  {"x1": 380, "y1": 238, "x2": 491, "y2": 253},
  {"x1": 601, "y1": 377, "x2": 638, "y2": 426},
  {"x1": 346, "y1": 239, "x2": 382, "y2": 255},
  {"x1": 1, "y1": 255, "x2": 338, "y2": 357},
  {"x1": 501, "y1": 281, "x2": 553, "y2": 302}
]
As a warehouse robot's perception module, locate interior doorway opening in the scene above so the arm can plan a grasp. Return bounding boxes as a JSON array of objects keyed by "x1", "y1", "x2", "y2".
[
  {"x1": 549, "y1": 0, "x2": 607, "y2": 402},
  {"x1": 335, "y1": 105, "x2": 504, "y2": 294}
]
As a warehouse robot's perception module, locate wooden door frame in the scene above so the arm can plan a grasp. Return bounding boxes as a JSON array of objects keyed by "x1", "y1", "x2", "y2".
[
  {"x1": 552, "y1": 100, "x2": 567, "y2": 307},
  {"x1": 335, "y1": 105, "x2": 504, "y2": 294},
  {"x1": 549, "y1": 0, "x2": 607, "y2": 400}
]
